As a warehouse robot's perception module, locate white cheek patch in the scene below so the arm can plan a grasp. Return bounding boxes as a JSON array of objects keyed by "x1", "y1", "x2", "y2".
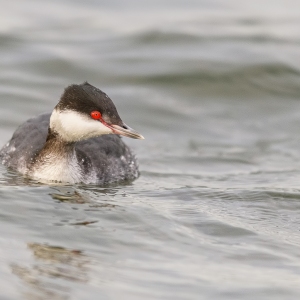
[{"x1": 50, "y1": 109, "x2": 113, "y2": 142}]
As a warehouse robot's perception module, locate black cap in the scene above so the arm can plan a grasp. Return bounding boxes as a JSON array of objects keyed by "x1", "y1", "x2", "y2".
[{"x1": 56, "y1": 82, "x2": 123, "y2": 126}]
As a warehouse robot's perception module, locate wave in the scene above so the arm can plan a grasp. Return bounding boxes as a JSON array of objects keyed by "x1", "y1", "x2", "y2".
[{"x1": 109, "y1": 62, "x2": 300, "y2": 98}]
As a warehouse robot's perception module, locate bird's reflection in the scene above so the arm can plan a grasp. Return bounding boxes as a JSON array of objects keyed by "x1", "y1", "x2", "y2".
[
  {"x1": 0, "y1": 168, "x2": 41, "y2": 187},
  {"x1": 0, "y1": 168, "x2": 125, "y2": 196},
  {"x1": 11, "y1": 243, "x2": 88, "y2": 300},
  {"x1": 0, "y1": 166, "x2": 129, "y2": 212},
  {"x1": 50, "y1": 187, "x2": 89, "y2": 204},
  {"x1": 49, "y1": 186, "x2": 120, "y2": 210}
]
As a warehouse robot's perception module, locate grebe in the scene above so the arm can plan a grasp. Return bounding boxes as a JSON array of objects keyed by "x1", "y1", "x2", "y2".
[{"x1": 0, "y1": 82, "x2": 144, "y2": 184}]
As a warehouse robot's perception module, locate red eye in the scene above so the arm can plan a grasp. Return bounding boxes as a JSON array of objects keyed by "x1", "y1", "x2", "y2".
[{"x1": 91, "y1": 111, "x2": 101, "y2": 120}]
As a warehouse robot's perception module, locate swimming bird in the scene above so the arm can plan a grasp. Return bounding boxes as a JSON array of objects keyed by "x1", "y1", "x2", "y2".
[{"x1": 0, "y1": 82, "x2": 144, "y2": 184}]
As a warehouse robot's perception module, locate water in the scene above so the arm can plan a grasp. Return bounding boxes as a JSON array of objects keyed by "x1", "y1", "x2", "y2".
[{"x1": 1, "y1": 0, "x2": 300, "y2": 299}]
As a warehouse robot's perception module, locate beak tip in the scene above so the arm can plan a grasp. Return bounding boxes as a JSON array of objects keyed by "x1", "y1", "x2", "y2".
[{"x1": 110, "y1": 124, "x2": 144, "y2": 140}]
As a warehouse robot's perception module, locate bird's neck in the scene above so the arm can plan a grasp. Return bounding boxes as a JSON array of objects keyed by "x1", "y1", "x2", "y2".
[
  {"x1": 29, "y1": 128, "x2": 82, "y2": 183},
  {"x1": 43, "y1": 128, "x2": 75, "y2": 156}
]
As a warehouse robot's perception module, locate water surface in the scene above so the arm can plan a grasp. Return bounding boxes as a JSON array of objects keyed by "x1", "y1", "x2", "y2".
[{"x1": 1, "y1": 1, "x2": 300, "y2": 299}]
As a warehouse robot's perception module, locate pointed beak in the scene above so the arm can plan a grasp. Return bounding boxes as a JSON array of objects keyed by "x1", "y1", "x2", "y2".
[{"x1": 110, "y1": 124, "x2": 144, "y2": 139}]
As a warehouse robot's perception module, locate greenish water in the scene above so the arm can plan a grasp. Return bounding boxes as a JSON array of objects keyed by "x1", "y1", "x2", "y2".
[{"x1": 1, "y1": 0, "x2": 300, "y2": 299}]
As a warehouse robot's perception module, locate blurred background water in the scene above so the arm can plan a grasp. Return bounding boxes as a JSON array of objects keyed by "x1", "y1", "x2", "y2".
[{"x1": 1, "y1": 0, "x2": 300, "y2": 299}]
